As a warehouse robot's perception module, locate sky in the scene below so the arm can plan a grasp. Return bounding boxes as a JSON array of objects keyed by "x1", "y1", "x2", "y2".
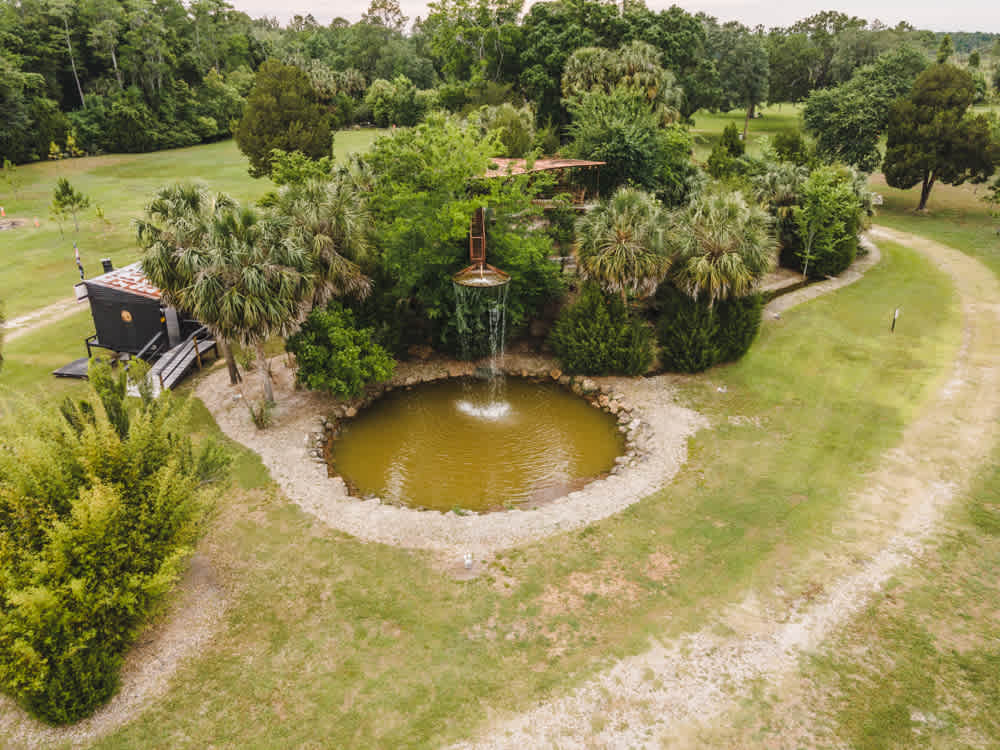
[{"x1": 226, "y1": 0, "x2": 1000, "y2": 33}]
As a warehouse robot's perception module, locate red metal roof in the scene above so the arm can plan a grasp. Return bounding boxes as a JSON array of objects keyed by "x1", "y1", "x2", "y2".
[
  {"x1": 87, "y1": 262, "x2": 162, "y2": 300},
  {"x1": 481, "y1": 157, "x2": 605, "y2": 179}
]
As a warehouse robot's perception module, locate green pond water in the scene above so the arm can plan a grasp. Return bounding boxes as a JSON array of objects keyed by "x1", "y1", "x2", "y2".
[{"x1": 330, "y1": 377, "x2": 624, "y2": 512}]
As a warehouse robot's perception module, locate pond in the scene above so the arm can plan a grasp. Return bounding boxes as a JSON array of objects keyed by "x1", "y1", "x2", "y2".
[{"x1": 329, "y1": 377, "x2": 624, "y2": 513}]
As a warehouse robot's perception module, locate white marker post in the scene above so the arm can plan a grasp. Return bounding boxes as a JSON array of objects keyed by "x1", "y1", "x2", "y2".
[{"x1": 891, "y1": 307, "x2": 900, "y2": 333}]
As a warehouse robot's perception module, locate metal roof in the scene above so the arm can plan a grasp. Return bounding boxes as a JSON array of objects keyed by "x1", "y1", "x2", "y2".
[
  {"x1": 481, "y1": 157, "x2": 606, "y2": 179},
  {"x1": 86, "y1": 262, "x2": 162, "y2": 300}
]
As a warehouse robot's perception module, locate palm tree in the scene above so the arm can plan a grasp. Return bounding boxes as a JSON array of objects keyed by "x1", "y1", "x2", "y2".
[
  {"x1": 271, "y1": 174, "x2": 372, "y2": 308},
  {"x1": 136, "y1": 182, "x2": 242, "y2": 385},
  {"x1": 190, "y1": 207, "x2": 311, "y2": 403},
  {"x1": 666, "y1": 191, "x2": 777, "y2": 306},
  {"x1": 574, "y1": 187, "x2": 670, "y2": 303},
  {"x1": 138, "y1": 183, "x2": 312, "y2": 401}
]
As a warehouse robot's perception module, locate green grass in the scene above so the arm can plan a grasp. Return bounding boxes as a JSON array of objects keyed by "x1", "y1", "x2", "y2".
[
  {"x1": 0, "y1": 132, "x2": 382, "y2": 318},
  {"x1": 870, "y1": 175, "x2": 1000, "y2": 277},
  {"x1": 799, "y1": 443, "x2": 1000, "y2": 750},
  {"x1": 42, "y1": 239, "x2": 955, "y2": 748},
  {"x1": 0, "y1": 308, "x2": 93, "y2": 399},
  {"x1": 689, "y1": 104, "x2": 803, "y2": 162},
  {"x1": 0, "y1": 122, "x2": 992, "y2": 746}
]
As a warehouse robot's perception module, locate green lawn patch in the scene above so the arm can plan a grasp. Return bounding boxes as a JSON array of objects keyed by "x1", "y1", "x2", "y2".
[{"x1": 0, "y1": 132, "x2": 382, "y2": 318}]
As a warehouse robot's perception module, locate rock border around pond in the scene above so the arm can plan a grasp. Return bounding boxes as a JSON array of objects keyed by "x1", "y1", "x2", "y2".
[
  {"x1": 308, "y1": 367, "x2": 653, "y2": 509},
  {"x1": 196, "y1": 353, "x2": 707, "y2": 556}
]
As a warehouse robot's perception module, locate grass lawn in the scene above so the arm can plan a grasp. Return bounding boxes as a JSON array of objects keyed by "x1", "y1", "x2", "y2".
[
  {"x1": 0, "y1": 131, "x2": 382, "y2": 319},
  {"x1": 26, "y1": 238, "x2": 952, "y2": 748},
  {"x1": 689, "y1": 104, "x2": 803, "y2": 162},
  {"x1": 0, "y1": 121, "x2": 996, "y2": 746},
  {"x1": 871, "y1": 175, "x2": 999, "y2": 277}
]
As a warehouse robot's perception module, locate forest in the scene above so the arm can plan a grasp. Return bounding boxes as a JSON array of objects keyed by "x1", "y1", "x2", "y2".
[{"x1": 2, "y1": 0, "x2": 999, "y2": 164}]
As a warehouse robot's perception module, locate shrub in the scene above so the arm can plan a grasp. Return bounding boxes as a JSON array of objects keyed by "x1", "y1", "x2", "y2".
[
  {"x1": 548, "y1": 284, "x2": 654, "y2": 375},
  {"x1": 0, "y1": 360, "x2": 228, "y2": 723},
  {"x1": 792, "y1": 165, "x2": 867, "y2": 278},
  {"x1": 719, "y1": 122, "x2": 745, "y2": 157},
  {"x1": 286, "y1": 303, "x2": 395, "y2": 398},
  {"x1": 655, "y1": 284, "x2": 762, "y2": 372},
  {"x1": 772, "y1": 129, "x2": 812, "y2": 166},
  {"x1": 714, "y1": 293, "x2": 764, "y2": 363},
  {"x1": 655, "y1": 284, "x2": 719, "y2": 373}
]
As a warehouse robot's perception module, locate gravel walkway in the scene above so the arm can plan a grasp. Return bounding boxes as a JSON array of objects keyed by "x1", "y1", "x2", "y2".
[{"x1": 452, "y1": 227, "x2": 1000, "y2": 748}]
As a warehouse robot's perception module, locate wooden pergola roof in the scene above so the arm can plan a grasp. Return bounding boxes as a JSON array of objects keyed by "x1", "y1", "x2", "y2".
[{"x1": 481, "y1": 157, "x2": 605, "y2": 179}]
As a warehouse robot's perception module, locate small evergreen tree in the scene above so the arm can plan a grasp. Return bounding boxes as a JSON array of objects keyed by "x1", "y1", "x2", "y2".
[
  {"x1": 937, "y1": 35, "x2": 954, "y2": 64},
  {"x1": 234, "y1": 59, "x2": 333, "y2": 178},
  {"x1": 50, "y1": 177, "x2": 90, "y2": 234},
  {"x1": 968, "y1": 50, "x2": 981, "y2": 69},
  {"x1": 548, "y1": 283, "x2": 653, "y2": 376}
]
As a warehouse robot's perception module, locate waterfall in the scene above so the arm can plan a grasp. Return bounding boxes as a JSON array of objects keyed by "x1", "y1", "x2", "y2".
[{"x1": 453, "y1": 281, "x2": 509, "y2": 377}]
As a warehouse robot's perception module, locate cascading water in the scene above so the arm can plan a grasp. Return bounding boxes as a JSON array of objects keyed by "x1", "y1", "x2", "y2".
[{"x1": 453, "y1": 281, "x2": 509, "y2": 375}]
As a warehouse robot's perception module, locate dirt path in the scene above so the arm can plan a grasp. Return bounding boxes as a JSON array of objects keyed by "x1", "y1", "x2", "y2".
[
  {"x1": 765, "y1": 234, "x2": 881, "y2": 316},
  {"x1": 453, "y1": 227, "x2": 1000, "y2": 749},
  {"x1": 2, "y1": 297, "x2": 82, "y2": 343}
]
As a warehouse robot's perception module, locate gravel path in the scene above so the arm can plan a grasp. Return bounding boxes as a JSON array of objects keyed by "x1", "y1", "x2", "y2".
[
  {"x1": 452, "y1": 227, "x2": 1000, "y2": 749},
  {"x1": 196, "y1": 357, "x2": 708, "y2": 558},
  {"x1": 2, "y1": 296, "x2": 82, "y2": 343},
  {"x1": 765, "y1": 234, "x2": 881, "y2": 317}
]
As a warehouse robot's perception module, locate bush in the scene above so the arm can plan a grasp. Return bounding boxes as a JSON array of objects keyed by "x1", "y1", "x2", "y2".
[
  {"x1": 714, "y1": 293, "x2": 764, "y2": 363},
  {"x1": 791, "y1": 165, "x2": 867, "y2": 278},
  {"x1": 655, "y1": 284, "x2": 762, "y2": 372},
  {"x1": 548, "y1": 284, "x2": 654, "y2": 375},
  {"x1": 0, "y1": 360, "x2": 228, "y2": 723},
  {"x1": 286, "y1": 303, "x2": 396, "y2": 398}
]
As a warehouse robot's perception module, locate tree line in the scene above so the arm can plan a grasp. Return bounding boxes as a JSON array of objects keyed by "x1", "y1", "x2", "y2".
[{"x1": 3, "y1": 0, "x2": 1000, "y2": 165}]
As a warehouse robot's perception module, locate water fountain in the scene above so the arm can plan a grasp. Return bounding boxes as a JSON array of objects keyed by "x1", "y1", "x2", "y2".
[
  {"x1": 452, "y1": 206, "x2": 511, "y2": 372},
  {"x1": 327, "y1": 205, "x2": 624, "y2": 513}
]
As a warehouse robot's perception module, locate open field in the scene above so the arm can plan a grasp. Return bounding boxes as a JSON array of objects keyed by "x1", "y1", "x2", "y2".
[
  {"x1": 0, "y1": 131, "x2": 382, "y2": 319},
  {"x1": 689, "y1": 105, "x2": 804, "y2": 161}
]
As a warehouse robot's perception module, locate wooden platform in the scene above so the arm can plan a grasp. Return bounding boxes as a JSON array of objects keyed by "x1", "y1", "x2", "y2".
[{"x1": 53, "y1": 357, "x2": 91, "y2": 379}]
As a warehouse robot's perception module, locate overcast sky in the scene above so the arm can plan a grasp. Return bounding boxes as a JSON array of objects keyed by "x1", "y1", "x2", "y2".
[{"x1": 227, "y1": 0, "x2": 1000, "y2": 33}]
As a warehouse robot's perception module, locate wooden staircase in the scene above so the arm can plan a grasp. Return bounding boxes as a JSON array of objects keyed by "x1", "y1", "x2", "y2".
[{"x1": 130, "y1": 327, "x2": 216, "y2": 397}]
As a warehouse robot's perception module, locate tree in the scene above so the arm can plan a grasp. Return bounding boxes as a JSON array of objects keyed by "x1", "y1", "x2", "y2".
[
  {"x1": 751, "y1": 161, "x2": 809, "y2": 267},
  {"x1": 968, "y1": 50, "x2": 980, "y2": 68},
  {"x1": 574, "y1": 187, "x2": 669, "y2": 303},
  {"x1": 803, "y1": 45, "x2": 927, "y2": 171},
  {"x1": 50, "y1": 177, "x2": 90, "y2": 234},
  {"x1": 666, "y1": 190, "x2": 777, "y2": 306},
  {"x1": 1, "y1": 159, "x2": 23, "y2": 200},
  {"x1": 562, "y1": 40, "x2": 683, "y2": 123},
  {"x1": 883, "y1": 64, "x2": 1000, "y2": 210},
  {"x1": 270, "y1": 174, "x2": 372, "y2": 309},
  {"x1": 363, "y1": 75, "x2": 424, "y2": 127},
  {"x1": 706, "y1": 21, "x2": 769, "y2": 139},
  {"x1": 234, "y1": 59, "x2": 333, "y2": 178},
  {"x1": 361, "y1": 113, "x2": 561, "y2": 353},
  {"x1": 548, "y1": 282, "x2": 653, "y2": 376},
  {"x1": 566, "y1": 86, "x2": 694, "y2": 202},
  {"x1": 936, "y1": 35, "x2": 954, "y2": 64},
  {"x1": 792, "y1": 166, "x2": 868, "y2": 278}
]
